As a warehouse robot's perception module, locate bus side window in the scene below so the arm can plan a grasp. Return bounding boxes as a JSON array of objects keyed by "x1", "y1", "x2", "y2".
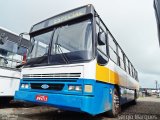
[
  {"x1": 108, "y1": 34, "x2": 118, "y2": 64},
  {"x1": 136, "y1": 71, "x2": 138, "y2": 81},
  {"x1": 129, "y1": 63, "x2": 132, "y2": 76},
  {"x1": 128, "y1": 61, "x2": 131, "y2": 75},
  {"x1": 125, "y1": 57, "x2": 129, "y2": 74},
  {"x1": 118, "y1": 47, "x2": 125, "y2": 70}
]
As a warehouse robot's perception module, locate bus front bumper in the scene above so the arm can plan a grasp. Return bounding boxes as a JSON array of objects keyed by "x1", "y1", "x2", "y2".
[{"x1": 14, "y1": 90, "x2": 97, "y2": 115}]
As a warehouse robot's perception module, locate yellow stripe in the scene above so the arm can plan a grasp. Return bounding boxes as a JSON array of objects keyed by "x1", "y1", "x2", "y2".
[{"x1": 96, "y1": 64, "x2": 119, "y2": 84}]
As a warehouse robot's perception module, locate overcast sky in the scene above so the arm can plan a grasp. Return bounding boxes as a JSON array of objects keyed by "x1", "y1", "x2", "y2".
[{"x1": 0, "y1": 0, "x2": 160, "y2": 88}]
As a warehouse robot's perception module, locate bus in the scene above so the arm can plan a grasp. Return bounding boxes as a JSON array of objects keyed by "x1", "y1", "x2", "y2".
[
  {"x1": 154, "y1": 0, "x2": 160, "y2": 45},
  {"x1": 15, "y1": 5, "x2": 139, "y2": 116},
  {"x1": 0, "y1": 27, "x2": 30, "y2": 103}
]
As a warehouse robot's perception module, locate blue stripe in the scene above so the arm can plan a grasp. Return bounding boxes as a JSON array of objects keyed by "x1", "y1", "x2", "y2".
[{"x1": 15, "y1": 78, "x2": 115, "y2": 115}]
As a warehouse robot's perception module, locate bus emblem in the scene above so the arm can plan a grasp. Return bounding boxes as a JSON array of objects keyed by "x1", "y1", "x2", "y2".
[{"x1": 41, "y1": 84, "x2": 49, "y2": 89}]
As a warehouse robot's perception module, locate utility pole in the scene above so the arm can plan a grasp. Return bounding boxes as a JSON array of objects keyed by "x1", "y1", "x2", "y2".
[{"x1": 155, "y1": 80, "x2": 158, "y2": 91}]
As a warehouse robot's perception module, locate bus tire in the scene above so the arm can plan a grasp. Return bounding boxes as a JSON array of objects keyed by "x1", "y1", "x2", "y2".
[
  {"x1": 131, "y1": 90, "x2": 137, "y2": 105},
  {"x1": 108, "y1": 88, "x2": 121, "y2": 117}
]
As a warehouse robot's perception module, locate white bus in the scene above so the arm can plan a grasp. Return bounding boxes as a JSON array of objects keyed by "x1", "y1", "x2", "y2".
[
  {"x1": 15, "y1": 5, "x2": 139, "y2": 116},
  {"x1": 0, "y1": 27, "x2": 30, "y2": 103}
]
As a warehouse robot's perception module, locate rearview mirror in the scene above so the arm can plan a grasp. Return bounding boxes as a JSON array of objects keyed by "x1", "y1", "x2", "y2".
[{"x1": 98, "y1": 32, "x2": 107, "y2": 45}]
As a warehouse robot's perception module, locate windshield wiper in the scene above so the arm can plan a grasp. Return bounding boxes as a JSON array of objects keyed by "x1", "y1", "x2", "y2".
[
  {"x1": 54, "y1": 30, "x2": 69, "y2": 64},
  {"x1": 55, "y1": 43, "x2": 69, "y2": 64}
]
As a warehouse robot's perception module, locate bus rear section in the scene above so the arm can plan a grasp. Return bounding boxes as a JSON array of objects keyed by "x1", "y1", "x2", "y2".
[
  {"x1": 0, "y1": 69, "x2": 20, "y2": 97},
  {"x1": 0, "y1": 27, "x2": 30, "y2": 101}
]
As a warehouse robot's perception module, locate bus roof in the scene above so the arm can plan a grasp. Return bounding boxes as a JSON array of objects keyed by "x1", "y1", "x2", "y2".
[
  {"x1": 0, "y1": 26, "x2": 19, "y2": 36},
  {"x1": 30, "y1": 4, "x2": 95, "y2": 33},
  {"x1": 0, "y1": 27, "x2": 31, "y2": 49}
]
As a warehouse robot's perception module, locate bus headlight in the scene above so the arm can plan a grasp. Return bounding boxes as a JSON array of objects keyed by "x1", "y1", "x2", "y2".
[
  {"x1": 68, "y1": 85, "x2": 82, "y2": 91},
  {"x1": 24, "y1": 84, "x2": 29, "y2": 89},
  {"x1": 21, "y1": 84, "x2": 25, "y2": 88},
  {"x1": 21, "y1": 84, "x2": 29, "y2": 89},
  {"x1": 75, "y1": 86, "x2": 82, "y2": 91},
  {"x1": 84, "y1": 85, "x2": 93, "y2": 93},
  {"x1": 68, "y1": 85, "x2": 75, "y2": 91}
]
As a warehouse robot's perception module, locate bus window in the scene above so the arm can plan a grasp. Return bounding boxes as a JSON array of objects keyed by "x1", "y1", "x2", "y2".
[
  {"x1": 52, "y1": 21, "x2": 92, "y2": 54},
  {"x1": 129, "y1": 63, "x2": 132, "y2": 76},
  {"x1": 96, "y1": 20, "x2": 108, "y2": 65},
  {"x1": 50, "y1": 19, "x2": 93, "y2": 64},
  {"x1": 109, "y1": 35, "x2": 117, "y2": 52},
  {"x1": 108, "y1": 34, "x2": 118, "y2": 64},
  {"x1": 118, "y1": 47, "x2": 125, "y2": 70},
  {"x1": 30, "y1": 31, "x2": 52, "y2": 59},
  {"x1": 0, "y1": 39, "x2": 27, "y2": 68},
  {"x1": 125, "y1": 57, "x2": 129, "y2": 74}
]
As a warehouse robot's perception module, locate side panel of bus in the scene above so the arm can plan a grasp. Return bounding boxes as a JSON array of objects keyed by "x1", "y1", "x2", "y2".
[
  {"x1": 0, "y1": 68, "x2": 20, "y2": 96},
  {"x1": 96, "y1": 60, "x2": 139, "y2": 105}
]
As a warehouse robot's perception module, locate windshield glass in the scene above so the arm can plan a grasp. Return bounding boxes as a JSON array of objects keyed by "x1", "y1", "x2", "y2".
[
  {"x1": 50, "y1": 19, "x2": 92, "y2": 64},
  {"x1": 29, "y1": 31, "x2": 52, "y2": 58},
  {"x1": 26, "y1": 19, "x2": 93, "y2": 66},
  {"x1": 0, "y1": 40, "x2": 27, "y2": 68}
]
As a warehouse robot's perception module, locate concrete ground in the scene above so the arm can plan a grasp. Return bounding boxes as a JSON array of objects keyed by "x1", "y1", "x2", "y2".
[{"x1": 0, "y1": 96, "x2": 160, "y2": 120}]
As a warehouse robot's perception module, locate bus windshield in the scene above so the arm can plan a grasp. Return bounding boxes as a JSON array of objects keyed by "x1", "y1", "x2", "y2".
[
  {"x1": 0, "y1": 40, "x2": 27, "y2": 68},
  {"x1": 27, "y1": 19, "x2": 93, "y2": 66}
]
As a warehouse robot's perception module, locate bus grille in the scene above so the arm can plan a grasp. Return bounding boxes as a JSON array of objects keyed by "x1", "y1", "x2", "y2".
[
  {"x1": 30, "y1": 83, "x2": 64, "y2": 91},
  {"x1": 23, "y1": 78, "x2": 77, "y2": 82},
  {"x1": 23, "y1": 73, "x2": 81, "y2": 78}
]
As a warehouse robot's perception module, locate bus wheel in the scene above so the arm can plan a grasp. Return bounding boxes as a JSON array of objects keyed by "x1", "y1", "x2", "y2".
[
  {"x1": 131, "y1": 90, "x2": 137, "y2": 105},
  {"x1": 108, "y1": 88, "x2": 121, "y2": 117}
]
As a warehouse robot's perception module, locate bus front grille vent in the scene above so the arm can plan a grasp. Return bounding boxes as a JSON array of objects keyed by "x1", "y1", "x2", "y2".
[
  {"x1": 23, "y1": 73, "x2": 81, "y2": 78},
  {"x1": 31, "y1": 83, "x2": 64, "y2": 91}
]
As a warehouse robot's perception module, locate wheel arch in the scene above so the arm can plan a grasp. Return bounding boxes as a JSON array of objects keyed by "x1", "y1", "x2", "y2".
[{"x1": 114, "y1": 84, "x2": 121, "y2": 97}]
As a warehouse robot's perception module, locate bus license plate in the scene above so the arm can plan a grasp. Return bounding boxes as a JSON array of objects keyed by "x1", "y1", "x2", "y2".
[{"x1": 36, "y1": 95, "x2": 48, "y2": 102}]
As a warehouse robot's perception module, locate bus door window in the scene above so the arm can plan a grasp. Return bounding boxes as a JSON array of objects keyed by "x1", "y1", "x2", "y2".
[{"x1": 96, "y1": 21, "x2": 108, "y2": 65}]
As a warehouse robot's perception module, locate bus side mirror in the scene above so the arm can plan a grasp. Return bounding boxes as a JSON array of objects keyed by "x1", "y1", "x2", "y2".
[{"x1": 98, "y1": 32, "x2": 107, "y2": 45}]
